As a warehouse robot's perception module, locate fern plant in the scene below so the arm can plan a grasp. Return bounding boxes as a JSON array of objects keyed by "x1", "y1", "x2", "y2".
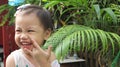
[
  {"x1": 44, "y1": 0, "x2": 120, "y2": 34},
  {"x1": 0, "y1": 0, "x2": 120, "y2": 34},
  {"x1": 43, "y1": 25, "x2": 120, "y2": 65}
]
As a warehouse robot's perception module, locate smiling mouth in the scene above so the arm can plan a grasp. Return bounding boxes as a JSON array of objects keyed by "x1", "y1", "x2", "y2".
[{"x1": 21, "y1": 42, "x2": 33, "y2": 50}]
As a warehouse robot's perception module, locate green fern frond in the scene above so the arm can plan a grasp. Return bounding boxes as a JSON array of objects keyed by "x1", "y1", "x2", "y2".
[
  {"x1": 43, "y1": 25, "x2": 91, "y2": 50},
  {"x1": 111, "y1": 51, "x2": 120, "y2": 67},
  {"x1": 43, "y1": 25, "x2": 120, "y2": 60}
]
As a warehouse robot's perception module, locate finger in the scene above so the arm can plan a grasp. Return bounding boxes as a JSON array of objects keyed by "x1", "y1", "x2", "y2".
[
  {"x1": 31, "y1": 38, "x2": 45, "y2": 53},
  {"x1": 47, "y1": 45, "x2": 52, "y2": 58},
  {"x1": 31, "y1": 38, "x2": 40, "y2": 49},
  {"x1": 23, "y1": 48, "x2": 33, "y2": 56}
]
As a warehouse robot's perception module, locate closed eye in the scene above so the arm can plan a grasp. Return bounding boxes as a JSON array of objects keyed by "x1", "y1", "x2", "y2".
[
  {"x1": 15, "y1": 29, "x2": 21, "y2": 32},
  {"x1": 28, "y1": 30, "x2": 35, "y2": 32}
]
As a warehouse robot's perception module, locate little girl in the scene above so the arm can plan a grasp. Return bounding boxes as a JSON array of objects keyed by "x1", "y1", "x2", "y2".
[{"x1": 6, "y1": 4, "x2": 60, "y2": 67}]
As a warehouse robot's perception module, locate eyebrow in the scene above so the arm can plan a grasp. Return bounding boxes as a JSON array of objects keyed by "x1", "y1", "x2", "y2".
[
  {"x1": 15, "y1": 25, "x2": 40, "y2": 30},
  {"x1": 26, "y1": 26, "x2": 37, "y2": 29}
]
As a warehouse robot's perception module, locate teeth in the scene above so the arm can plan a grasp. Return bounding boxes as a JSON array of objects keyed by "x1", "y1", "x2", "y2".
[{"x1": 22, "y1": 43, "x2": 29, "y2": 45}]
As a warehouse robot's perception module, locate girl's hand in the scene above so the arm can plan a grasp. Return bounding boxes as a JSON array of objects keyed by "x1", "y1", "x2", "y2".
[{"x1": 23, "y1": 39, "x2": 52, "y2": 67}]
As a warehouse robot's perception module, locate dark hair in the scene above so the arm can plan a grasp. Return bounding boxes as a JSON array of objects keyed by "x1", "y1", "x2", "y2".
[{"x1": 15, "y1": 4, "x2": 53, "y2": 31}]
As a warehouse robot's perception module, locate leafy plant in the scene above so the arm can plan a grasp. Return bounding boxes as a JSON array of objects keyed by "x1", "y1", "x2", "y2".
[
  {"x1": 0, "y1": 0, "x2": 42, "y2": 26},
  {"x1": 43, "y1": 25, "x2": 120, "y2": 62},
  {"x1": 0, "y1": 0, "x2": 120, "y2": 34},
  {"x1": 0, "y1": 4, "x2": 16, "y2": 26},
  {"x1": 111, "y1": 51, "x2": 120, "y2": 67},
  {"x1": 94, "y1": 3, "x2": 119, "y2": 34},
  {"x1": 110, "y1": 4, "x2": 120, "y2": 35},
  {"x1": 0, "y1": 0, "x2": 120, "y2": 66},
  {"x1": 44, "y1": 0, "x2": 120, "y2": 35}
]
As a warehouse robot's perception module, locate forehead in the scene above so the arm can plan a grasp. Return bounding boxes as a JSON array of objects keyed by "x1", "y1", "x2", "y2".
[
  {"x1": 15, "y1": 13, "x2": 44, "y2": 28},
  {"x1": 15, "y1": 13, "x2": 40, "y2": 24}
]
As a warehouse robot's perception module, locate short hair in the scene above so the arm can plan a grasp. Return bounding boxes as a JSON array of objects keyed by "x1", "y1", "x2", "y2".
[{"x1": 15, "y1": 4, "x2": 53, "y2": 30}]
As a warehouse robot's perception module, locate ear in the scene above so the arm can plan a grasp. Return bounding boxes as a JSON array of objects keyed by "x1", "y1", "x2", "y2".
[{"x1": 44, "y1": 28, "x2": 52, "y2": 40}]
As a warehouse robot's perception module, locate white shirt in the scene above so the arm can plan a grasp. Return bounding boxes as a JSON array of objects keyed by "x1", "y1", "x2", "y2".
[{"x1": 10, "y1": 49, "x2": 60, "y2": 67}]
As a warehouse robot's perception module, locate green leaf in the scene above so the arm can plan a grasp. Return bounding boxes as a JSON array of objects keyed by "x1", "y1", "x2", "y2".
[
  {"x1": 91, "y1": 29, "x2": 98, "y2": 52},
  {"x1": 83, "y1": 30, "x2": 90, "y2": 51},
  {"x1": 103, "y1": 8, "x2": 117, "y2": 24},
  {"x1": 105, "y1": 32, "x2": 115, "y2": 54},
  {"x1": 44, "y1": 1, "x2": 60, "y2": 8},
  {"x1": 111, "y1": 51, "x2": 120, "y2": 67},
  {"x1": 95, "y1": 30, "x2": 108, "y2": 54},
  {"x1": 93, "y1": 4, "x2": 101, "y2": 20},
  {"x1": 43, "y1": 25, "x2": 120, "y2": 60}
]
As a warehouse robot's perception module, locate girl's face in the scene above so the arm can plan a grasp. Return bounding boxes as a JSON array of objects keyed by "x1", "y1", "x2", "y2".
[{"x1": 15, "y1": 13, "x2": 51, "y2": 50}]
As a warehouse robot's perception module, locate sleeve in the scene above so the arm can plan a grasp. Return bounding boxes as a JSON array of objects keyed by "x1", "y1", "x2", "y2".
[{"x1": 51, "y1": 60, "x2": 60, "y2": 67}]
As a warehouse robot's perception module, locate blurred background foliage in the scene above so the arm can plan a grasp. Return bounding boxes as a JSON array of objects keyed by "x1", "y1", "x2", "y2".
[
  {"x1": 43, "y1": 0, "x2": 120, "y2": 35},
  {"x1": 0, "y1": 0, "x2": 120, "y2": 35}
]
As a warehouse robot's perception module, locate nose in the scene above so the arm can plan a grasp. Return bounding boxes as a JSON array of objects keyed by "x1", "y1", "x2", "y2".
[{"x1": 20, "y1": 33, "x2": 29, "y2": 40}]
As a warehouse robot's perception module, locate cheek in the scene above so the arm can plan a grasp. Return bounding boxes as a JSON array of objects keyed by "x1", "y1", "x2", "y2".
[
  {"x1": 36, "y1": 39, "x2": 44, "y2": 46},
  {"x1": 32, "y1": 35, "x2": 45, "y2": 46},
  {"x1": 15, "y1": 34, "x2": 20, "y2": 44}
]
